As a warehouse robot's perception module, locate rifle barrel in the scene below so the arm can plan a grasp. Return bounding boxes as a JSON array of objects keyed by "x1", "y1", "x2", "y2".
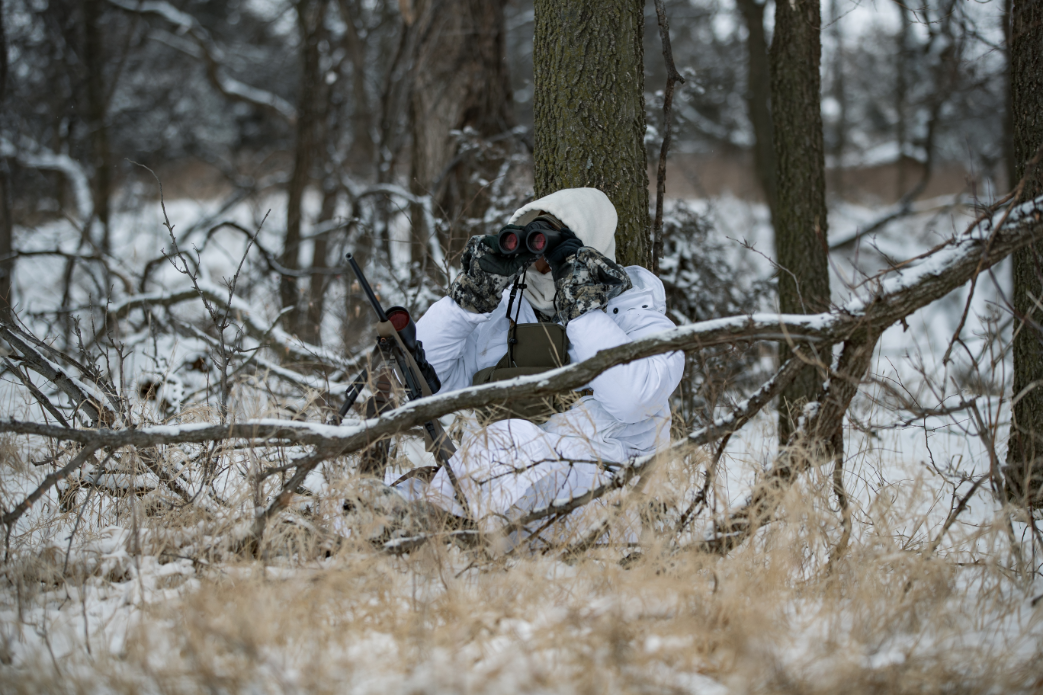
[{"x1": 346, "y1": 253, "x2": 388, "y2": 322}]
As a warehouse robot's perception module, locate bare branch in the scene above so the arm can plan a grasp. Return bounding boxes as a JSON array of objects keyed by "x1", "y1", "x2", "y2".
[
  {"x1": 651, "y1": 0, "x2": 685, "y2": 274},
  {"x1": 108, "y1": 280, "x2": 359, "y2": 372},
  {"x1": 0, "y1": 323, "x2": 116, "y2": 428},
  {"x1": 106, "y1": 0, "x2": 297, "y2": 121},
  {"x1": 2, "y1": 193, "x2": 1041, "y2": 550},
  {"x1": 2, "y1": 444, "x2": 102, "y2": 535}
]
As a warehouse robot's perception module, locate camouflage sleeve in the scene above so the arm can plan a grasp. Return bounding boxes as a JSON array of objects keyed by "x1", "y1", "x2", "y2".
[
  {"x1": 553, "y1": 247, "x2": 633, "y2": 323},
  {"x1": 448, "y1": 235, "x2": 516, "y2": 314}
]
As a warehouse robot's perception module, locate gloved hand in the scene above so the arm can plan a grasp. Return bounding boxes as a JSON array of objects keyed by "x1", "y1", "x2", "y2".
[
  {"x1": 412, "y1": 339, "x2": 441, "y2": 394},
  {"x1": 543, "y1": 228, "x2": 582, "y2": 280},
  {"x1": 449, "y1": 235, "x2": 534, "y2": 314},
  {"x1": 553, "y1": 247, "x2": 633, "y2": 323}
]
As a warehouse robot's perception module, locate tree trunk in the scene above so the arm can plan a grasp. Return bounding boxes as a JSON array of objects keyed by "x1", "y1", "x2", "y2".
[
  {"x1": 336, "y1": 0, "x2": 375, "y2": 170},
  {"x1": 770, "y1": 0, "x2": 832, "y2": 443},
  {"x1": 408, "y1": 0, "x2": 513, "y2": 267},
  {"x1": 736, "y1": 0, "x2": 777, "y2": 220},
  {"x1": 533, "y1": 0, "x2": 649, "y2": 268},
  {"x1": 83, "y1": 0, "x2": 111, "y2": 255},
  {"x1": 1005, "y1": 0, "x2": 1043, "y2": 508},
  {"x1": 302, "y1": 180, "x2": 337, "y2": 346},
  {"x1": 0, "y1": 0, "x2": 10, "y2": 322},
  {"x1": 1003, "y1": 0, "x2": 1016, "y2": 193},
  {"x1": 894, "y1": 0, "x2": 911, "y2": 198},
  {"x1": 828, "y1": 0, "x2": 847, "y2": 196},
  {"x1": 280, "y1": 0, "x2": 328, "y2": 333}
]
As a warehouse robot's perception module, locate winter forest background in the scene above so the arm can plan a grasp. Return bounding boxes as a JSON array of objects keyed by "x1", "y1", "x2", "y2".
[{"x1": 1, "y1": 0, "x2": 1042, "y2": 692}]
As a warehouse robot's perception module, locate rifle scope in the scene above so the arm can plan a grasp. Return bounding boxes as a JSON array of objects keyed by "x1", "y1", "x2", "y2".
[{"x1": 385, "y1": 306, "x2": 417, "y2": 352}]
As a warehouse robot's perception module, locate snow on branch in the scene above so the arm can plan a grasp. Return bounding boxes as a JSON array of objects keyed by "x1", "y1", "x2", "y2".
[
  {"x1": 0, "y1": 137, "x2": 93, "y2": 222},
  {"x1": 0, "y1": 323, "x2": 119, "y2": 428},
  {"x1": 107, "y1": 0, "x2": 297, "y2": 122},
  {"x1": 10, "y1": 191, "x2": 1043, "y2": 456},
  {"x1": 4, "y1": 194, "x2": 1042, "y2": 549}
]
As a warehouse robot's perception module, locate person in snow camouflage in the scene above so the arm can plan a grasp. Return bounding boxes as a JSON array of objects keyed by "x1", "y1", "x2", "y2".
[{"x1": 393, "y1": 188, "x2": 684, "y2": 535}]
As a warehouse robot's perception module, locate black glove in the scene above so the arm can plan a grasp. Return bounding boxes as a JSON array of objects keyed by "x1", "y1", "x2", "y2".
[
  {"x1": 543, "y1": 228, "x2": 582, "y2": 281},
  {"x1": 477, "y1": 232, "x2": 537, "y2": 277},
  {"x1": 449, "y1": 235, "x2": 530, "y2": 314},
  {"x1": 412, "y1": 339, "x2": 441, "y2": 394}
]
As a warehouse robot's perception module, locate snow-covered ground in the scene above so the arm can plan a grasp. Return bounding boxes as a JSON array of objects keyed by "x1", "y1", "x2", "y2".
[{"x1": 1, "y1": 189, "x2": 1040, "y2": 692}]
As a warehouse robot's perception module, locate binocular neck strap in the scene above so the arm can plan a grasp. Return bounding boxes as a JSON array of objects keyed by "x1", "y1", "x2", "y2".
[{"x1": 505, "y1": 274, "x2": 527, "y2": 366}]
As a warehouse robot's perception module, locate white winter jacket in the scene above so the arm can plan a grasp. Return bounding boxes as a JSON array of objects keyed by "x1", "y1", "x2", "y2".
[{"x1": 416, "y1": 265, "x2": 685, "y2": 463}]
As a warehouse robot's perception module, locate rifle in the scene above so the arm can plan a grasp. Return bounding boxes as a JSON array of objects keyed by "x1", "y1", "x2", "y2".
[{"x1": 339, "y1": 254, "x2": 470, "y2": 516}]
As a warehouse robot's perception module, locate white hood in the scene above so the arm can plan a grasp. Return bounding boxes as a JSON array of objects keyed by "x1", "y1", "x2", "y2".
[
  {"x1": 507, "y1": 188, "x2": 619, "y2": 315},
  {"x1": 508, "y1": 187, "x2": 618, "y2": 260}
]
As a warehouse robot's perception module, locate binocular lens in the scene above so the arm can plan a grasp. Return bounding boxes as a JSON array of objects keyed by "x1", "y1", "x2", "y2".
[
  {"x1": 500, "y1": 231, "x2": 519, "y2": 253},
  {"x1": 528, "y1": 232, "x2": 547, "y2": 253}
]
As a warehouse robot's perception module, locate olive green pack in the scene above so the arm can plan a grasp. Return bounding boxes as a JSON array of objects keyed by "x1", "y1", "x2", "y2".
[{"x1": 471, "y1": 322, "x2": 581, "y2": 423}]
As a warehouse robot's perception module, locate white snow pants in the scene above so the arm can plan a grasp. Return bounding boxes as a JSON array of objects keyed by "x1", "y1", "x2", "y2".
[{"x1": 395, "y1": 418, "x2": 614, "y2": 529}]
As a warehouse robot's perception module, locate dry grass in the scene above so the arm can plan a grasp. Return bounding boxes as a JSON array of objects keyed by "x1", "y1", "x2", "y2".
[{"x1": 1, "y1": 432, "x2": 1040, "y2": 695}]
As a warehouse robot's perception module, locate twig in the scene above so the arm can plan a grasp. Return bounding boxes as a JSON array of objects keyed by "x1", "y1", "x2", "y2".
[
  {"x1": 927, "y1": 474, "x2": 989, "y2": 555},
  {"x1": 651, "y1": 0, "x2": 685, "y2": 274},
  {"x1": 62, "y1": 450, "x2": 117, "y2": 575},
  {"x1": 3, "y1": 444, "x2": 102, "y2": 543},
  {"x1": 3, "y1": 358, "x2": 70, "y2": 427},
  {"x1": 942, "y1": 142, "x2": 1043, "y2": 365},
  {"x1": 0, "y1": 323, "x2": 116, "y2": 427}
]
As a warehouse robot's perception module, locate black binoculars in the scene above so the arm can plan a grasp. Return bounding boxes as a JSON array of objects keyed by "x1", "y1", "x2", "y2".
[{"x1": 495, "y1": 217, "x2": 564, "y2": 256}]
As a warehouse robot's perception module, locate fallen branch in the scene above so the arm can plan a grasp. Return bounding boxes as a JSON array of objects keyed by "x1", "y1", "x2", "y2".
[
  {"x1": 4, "y1": 193, "x2": 1042, "y2": 549},
  {"x1": 500, "y1": 353, "x2": 807, "y2": 534},
  {"x1": 0, "y1": 323, "x2": 117, "y2": 428},
  {"x1": 108, "y1": 280, "x2": 359, "y2": 371},
  {"x1": 3, "y1": 444, "x2": 102, "y2": 538}
]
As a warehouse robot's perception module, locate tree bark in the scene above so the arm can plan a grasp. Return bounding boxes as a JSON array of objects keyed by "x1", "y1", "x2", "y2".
[
  {"x1": 770, "y1": 0, "x2": 832, "y2": 443},
  {"x1": 736, "y1": 0, "x2": 777, "y2": 219},
  {"x1": 1003, "y1": 0, "x2": 1016, "y2": 193},
  {"x1": 302, "y1": 182, "x2": 337, "y2": 345},
  {"x1": 280, "y1": 0, "x2": 328, "y2": 333},
  {"x1": 0, "y1": 160, "x2": 11, "y2": 323},
  {"x1": 408, "y1": 0, "x2": 513, "y2": 265},
  {"x1": 337, "y1": 0, "x2": 376, "y2": 170},
  {"x1": 533, "y1": 0, "x2": 649, "y2": 268},
  {"x1": 1005, "y1": 0, "x2": 1043, "y2": 508},
  {"x1": 894, "y1": 0, "x2": 911, "y2": 197}
]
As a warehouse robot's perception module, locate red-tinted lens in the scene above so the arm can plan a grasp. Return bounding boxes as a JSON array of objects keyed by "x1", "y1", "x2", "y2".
[
  {"x1": 530, "y1": 232, "x2": 546, "y2": 253},
  {"x1": 388, "y1": 309, "x2": 410, "y2": 331},
  {"x1": 502, "y1": 232, "x2": 519, "y2": 252}
]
